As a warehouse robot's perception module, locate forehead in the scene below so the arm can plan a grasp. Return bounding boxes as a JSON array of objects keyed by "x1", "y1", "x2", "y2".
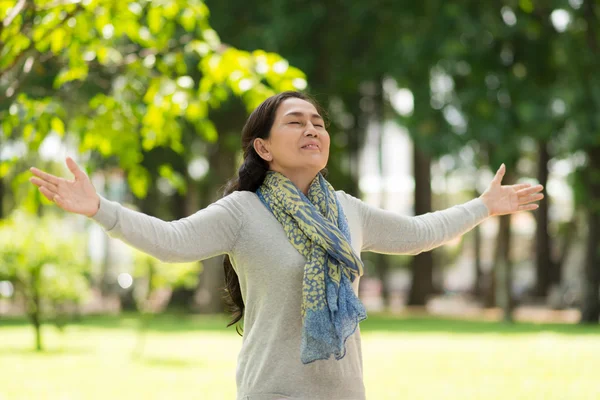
[{"x1": 276, "y1": 97, "x2": 320, "y2": 118}]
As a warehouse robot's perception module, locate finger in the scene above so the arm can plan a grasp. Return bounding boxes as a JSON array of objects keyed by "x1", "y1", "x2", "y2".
[
  {"x1": 517, "y1": 185, "x2": 544, "y2": 197},
  {"x1": 30, "y1": 167, "x2": 62, "y2": 186},
  {"x1": 39, "y1": 186, "x2": 57, "y2": 202},
  {"x1": 493, "y1": 163, "x2": 505, "y2": 183},
  {"x1": 29, "y1": 177, "x2": 59, "y2": 193},
  {"x1": 521, "y1": 193, "x2": 544, "y2": 204},
  {"x1": 511, "y1": 183, "x2": 532, "y2": 191},
  {"x1": 54, "y1": 194, "x2": 67, "y2": 209},
  {"x1": 518, "y1": 203, "x2": 539, "y2": 211},
  {"x1": 66, "y1": 157, "x2": 86, "y2": 180}
]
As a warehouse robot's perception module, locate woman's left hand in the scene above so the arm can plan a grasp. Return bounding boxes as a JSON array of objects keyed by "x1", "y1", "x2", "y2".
[{"x1": 479, "y1": 163, "x2": 544, "y2": 217}]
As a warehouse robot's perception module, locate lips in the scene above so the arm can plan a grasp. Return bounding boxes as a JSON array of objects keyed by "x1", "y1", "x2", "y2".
[{"x1": 301, "y1": 141, "x2": 320, "y2": 150}]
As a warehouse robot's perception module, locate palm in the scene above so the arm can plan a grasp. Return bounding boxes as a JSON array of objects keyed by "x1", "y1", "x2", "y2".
[
  {"x1": 29, "y1": 157, "x2": 100, "y2": 217},
  {"x1": 480, "y1": 164, "x2": 544, "y2": 217}
]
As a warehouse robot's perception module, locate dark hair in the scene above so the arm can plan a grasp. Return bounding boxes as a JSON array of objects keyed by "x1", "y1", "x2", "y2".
[{"x1": 220, "y1": 90, "x2": 328, "y2": 335}]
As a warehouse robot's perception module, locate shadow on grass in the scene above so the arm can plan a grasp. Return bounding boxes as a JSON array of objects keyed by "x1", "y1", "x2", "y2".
[
  {"x1": 359, "y1": 314, "x2": 600, "y2": 336},
  {"x1": 1, "y1": 312, "x2": 232, "y2": 332},
  {"x1": 0, "y1": 346, "x2": 92, "y2": 356},
  {"x1": 2, "y1": 312, "x2": 599, "y2": 336},
  {"x1": 135, "y1": 355, "x2": 207, "y2": 368}
]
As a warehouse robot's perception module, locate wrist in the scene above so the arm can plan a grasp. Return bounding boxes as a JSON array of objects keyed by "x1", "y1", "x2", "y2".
[
  {"x1": 479, "y1": 194, "x2": 493, "y2": 217},
  {"x1": 88, "y1": 194, "x2": 100, "y2": 218}
]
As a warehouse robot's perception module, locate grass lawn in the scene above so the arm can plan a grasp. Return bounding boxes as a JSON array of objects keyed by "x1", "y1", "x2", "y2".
[{"x1": 0, "y1": 313, "x2": 599, "y2": 400}]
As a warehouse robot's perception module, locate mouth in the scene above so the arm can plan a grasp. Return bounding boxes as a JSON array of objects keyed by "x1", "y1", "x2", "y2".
[{"x1": 301, "y1": 144, "x2": 320, "y2": 150}]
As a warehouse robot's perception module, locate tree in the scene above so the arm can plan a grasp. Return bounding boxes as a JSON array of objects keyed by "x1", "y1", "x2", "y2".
[
  {"x1": 0, "y1": 211, "x2": 90, "y2": 351},
  {"x1": 1, "y1": 0, "x2": 307, "y2": 312},
  {"x1": 1, "y1": 0, "x2": 306, "y2": 205},
  {"x1": 130, "y1": 249, "x2": 200, "y2": 356}
]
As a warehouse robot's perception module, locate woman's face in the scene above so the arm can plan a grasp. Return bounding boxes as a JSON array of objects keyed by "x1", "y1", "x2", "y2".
[{"x1": 255, "y1": 97, "x2": 330, "y2": 175}]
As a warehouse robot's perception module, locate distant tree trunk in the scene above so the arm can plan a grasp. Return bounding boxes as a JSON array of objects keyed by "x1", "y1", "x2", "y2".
[
  {"x1": 167, "y1": 182, "x2": 199, "y2": 312},
  {"x1": 177, "y1": 139, "x2": 236, "y2": 314},
  {"x1": 26, "y1": 275, "x2": 43, "y2": 351},
  {"x1": 374, "y1": 78, "x2": 390, "y2": 308},
  {"x1": 408, "y1": 146, "x2": 435, "y2": 305},
  {"x1": 534, "y1": 139, "x2": 552, "y2": 298},
  {"x1": 194, "y1": 255, "x2": 227, "y2": 313},
  {"x1": 347, "y1": 100, "x2": 362, "y2": 196},
  {"x1": 30, "y1": 309, "x2": 43, "y2": 352},
  {"x1": 470, "y1": 188, "x2": 484, "y2": 299},
  {"x1": 495, "y1": 213, "x2": 514, "y2": 322},
  {"x1": 578, "y1": 0, "x2": 600, "y2": 324},
  {"x1": 580, "y1": 145, "x2": 600, "y2": 323},
  {"x1": 473, "y1": 223, "x2": 483, "y2": 298},
  {"x1": 167, "y1": 176, "x2": 203, "y2": 311},
  {"x1": 495, "y1": 163, "x2": 519, "y2": 321}
]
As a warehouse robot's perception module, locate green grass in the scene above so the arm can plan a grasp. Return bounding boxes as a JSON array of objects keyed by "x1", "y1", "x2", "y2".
[{"x1": 1, "y1": 313, "x2": 599, "y2": 400}]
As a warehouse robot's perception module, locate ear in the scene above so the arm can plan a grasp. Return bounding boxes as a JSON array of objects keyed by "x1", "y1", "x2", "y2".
[{"x1": 253, "y1": 138, "x2": 272, "y2": 162}]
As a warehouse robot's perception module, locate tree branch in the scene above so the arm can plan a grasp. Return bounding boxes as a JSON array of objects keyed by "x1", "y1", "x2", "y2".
[
  {"x1": 0, "y1": 4, "x2": 83, "y2": 80},
  {"x1": 2, "y1": 0, "x2": 28, "y2": 28}
]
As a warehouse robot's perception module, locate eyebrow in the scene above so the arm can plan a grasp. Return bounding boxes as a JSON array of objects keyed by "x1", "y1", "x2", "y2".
[{"x1": 283, "y1": 111, "x2": 324, "y2": 121}]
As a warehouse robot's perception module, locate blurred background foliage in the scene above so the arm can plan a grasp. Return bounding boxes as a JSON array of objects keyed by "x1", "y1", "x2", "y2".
[{"x1": 1, "y1": 0, "x2": 599, "y2": 356}]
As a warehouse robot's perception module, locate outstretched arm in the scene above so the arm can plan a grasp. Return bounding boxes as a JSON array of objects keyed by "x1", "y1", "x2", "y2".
[
  {"x1": 89, "y1": 195, "x2": 242, "y2": 262},
  {"x1": 30, "y1": 157, "x2": 243, "y2": 263},
  {"x1": 342, "y1": 163, "x2": 544, "y2": 255},
  {"x1": 357, "y1": 196, "x2": 491, "y2": 255}
]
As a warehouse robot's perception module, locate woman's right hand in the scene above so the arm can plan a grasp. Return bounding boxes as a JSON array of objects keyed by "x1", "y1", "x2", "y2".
[{"x1": 29, "y1": 156, "x2": 101, "y2": 217}]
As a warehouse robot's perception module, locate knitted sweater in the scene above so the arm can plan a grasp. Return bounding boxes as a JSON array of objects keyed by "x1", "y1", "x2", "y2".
[{"x1": 91, "y1": 190, "x2": 490, "y2": 400}]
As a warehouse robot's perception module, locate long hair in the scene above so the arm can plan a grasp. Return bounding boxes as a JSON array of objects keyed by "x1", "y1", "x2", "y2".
[{"x1": 220, "y1": 91, "x2": 328, "y2": 335}]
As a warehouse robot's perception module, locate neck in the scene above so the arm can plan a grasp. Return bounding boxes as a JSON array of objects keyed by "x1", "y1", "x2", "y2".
[{"x1": 270, "y1": 168, "x2": 319, "y2": 195}]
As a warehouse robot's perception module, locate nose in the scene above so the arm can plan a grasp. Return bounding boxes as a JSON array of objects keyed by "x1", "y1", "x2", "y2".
[{"x1": 304, "y1": 123, "x2": 319, "y2": 137}]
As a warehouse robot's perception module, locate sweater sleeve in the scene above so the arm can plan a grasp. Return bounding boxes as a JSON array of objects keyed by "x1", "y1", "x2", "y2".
[
  {"x1": 338, "y1": 191, "x2": 490, "y2": 255},
  {"x1": 90, "y1": 192, "x2": 245, "y2": 263}
]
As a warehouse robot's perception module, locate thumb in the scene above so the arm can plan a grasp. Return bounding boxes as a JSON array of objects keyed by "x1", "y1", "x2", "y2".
[
  {"x1": 66, "y1": 156, "x2": 86, "y2": 180},
  {"x1": 493, "y1": 163, "x2": 505, "y2": 184}
]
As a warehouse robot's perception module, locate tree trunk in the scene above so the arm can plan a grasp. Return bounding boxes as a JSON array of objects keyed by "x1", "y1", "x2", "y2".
[
  {"x1": 30, "y1": 311, "x2": 43, "y2": 352},
  {"x1": 580, "y1": 208, "x2": 600, "y2": 323},
  {"x1": 194, "y1": 255, "x2": 227, "y2": 313},
  {"x1": 473, "y1": 224, "x2": 483, "y2": 298},
  {"x1": 28, "y1": 281, "x2": 43, "y2": 351},
  {"x1": 167, "y1": 177, "x2": 203, "y2": 311},
  {"x1": 534, "y1": 139, "x2": 552, "y2": 298},
  {"x1": 374, "y1": 78, "x2": 390, "y2": 308},
  {"x1": 497, "y1": 163, "x2": 519, "y2": 321},
  {"x1": 580, "y1": 145, "x2": 600, "y2": 323},
  {"x1": 495, "y1": 213, "x2": 514, "y2": 322},
  {"x1": 407, "y1": 145, "x2": 435, "y2": 305},
  {"x1": 471, "y1": 188, "x2": 484, "y2": 299}
]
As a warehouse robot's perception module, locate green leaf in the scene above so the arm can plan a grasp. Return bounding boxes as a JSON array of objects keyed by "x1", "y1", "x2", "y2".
[
  {"x1": 51, "y1": 117, "x2": 65, "y2": 136},
  {"x1": 128, "y1": 166, "x2": 150, "y2": 198},
  {"x1": 54, "y1": 66, "x2": 89, "y2": 88},
  {"x1": 23, "y1": 124, "x2": 35, "y2": 140},
  {"x1": 197, "y1": 119, "x2": 218, "y2": 143},
  {"x1": 179, "y1": 9, "x2": 196, "y2": 32},
  {"x1": 0, "y1": 162, "x2": 10, "y2": 178},
  {"x1": 148, "y1": 7, "x2": 163, "y2": 35},
  {"x1": 50, "y1": 28, "x2": 67, "y2": 54}
]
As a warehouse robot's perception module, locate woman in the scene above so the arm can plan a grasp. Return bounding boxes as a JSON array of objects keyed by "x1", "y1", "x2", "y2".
[{"x1": 29, "y1": 91, "x2": 544, "y2": 400}]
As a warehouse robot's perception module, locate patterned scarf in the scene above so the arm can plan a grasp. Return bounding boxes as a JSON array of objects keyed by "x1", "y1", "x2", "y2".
[{"x1": 256, "y1": 171, "x2": 367, "y2": 364}]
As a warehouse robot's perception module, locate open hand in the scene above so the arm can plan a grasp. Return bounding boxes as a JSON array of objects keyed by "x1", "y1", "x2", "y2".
[
  {"x1": 29, "y1": 157, "x2": 100, "y2": 217},
  {"x1": 480, "y1": 163, "x2": 544, "y2": 217}
]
